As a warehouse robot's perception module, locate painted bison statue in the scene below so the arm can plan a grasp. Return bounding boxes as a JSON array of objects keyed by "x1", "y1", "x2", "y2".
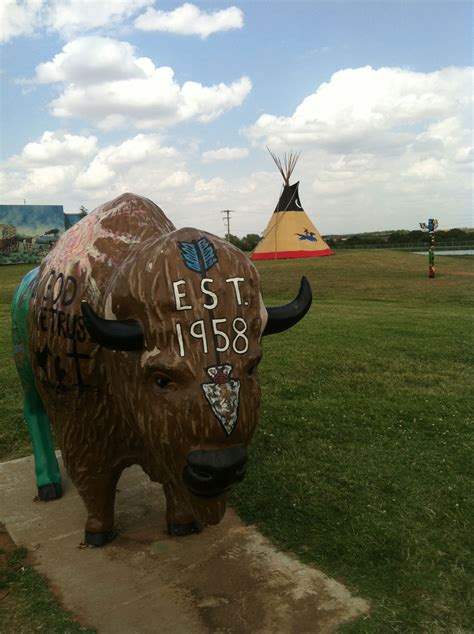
[{"x1": 12, "y1": 193, "x2": 311, "y2": 546}]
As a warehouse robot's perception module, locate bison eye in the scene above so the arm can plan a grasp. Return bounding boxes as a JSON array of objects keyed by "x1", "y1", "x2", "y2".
[{"x1": 155, "y1": 376, "x2": 171, "y2": 389}]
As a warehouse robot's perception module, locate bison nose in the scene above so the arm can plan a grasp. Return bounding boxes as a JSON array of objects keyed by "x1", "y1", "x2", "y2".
[{"x1": 183, "y1": 446, "x2": 247, "y2": 498}]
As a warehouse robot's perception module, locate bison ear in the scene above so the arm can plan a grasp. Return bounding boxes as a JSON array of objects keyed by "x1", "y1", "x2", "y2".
[
  {"x1": 81, "y1": 302, "x2": 144, "y2": 351},
  {"x1": 263, "y1": 276, "x2": 312, "y2": 336}
]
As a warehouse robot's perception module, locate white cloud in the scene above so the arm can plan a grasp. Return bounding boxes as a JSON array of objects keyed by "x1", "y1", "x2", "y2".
[
  {"x1": 1, "y1": 1, "x2": 241, "y2": 42},
  {"x1": 188, "y1": 177, "x2": 228, "y2": 203},
  {"x1": 10, "y1": 131, "x2": 97, "y2": 166},
  {"x1": 34, "y1": 37, "x2": 146, "y2": 85},
  {"x1": 202, "y1": 147, "x2": 249, "y2": 162},
  {"x1": 247, "y1": 66, "x2": 472, "y2": 152},
  {"x1": 98, "y1": 133, "x2": 177, "y2": 165},
  {"x1": 45, "y1": 0, "x2": 153, "y2": 37},
  {"x1": 28, "y1": 37, "x2": 252, "y2": 129},
  {"x1": 0, "y1": 0, "x2": 152, "y2": 42},
  {"x1": 1, "y1": 131, "x2": 199, "y2": 216},
  {"x1": 74, "y1": 133, "x2": 180, "y2": 190},
  {"x1": 2, "y1": 63, "x2": 472, "y2": 235},
  {"x1": 403, "y1": 158, "x2": 447, "y2": 180},
  {"x1": 74, "y1": 159, "x2": 115, "y2": 190},
  {"x1": 157, "y1": 171, "x2": 192, "y2": 190},
  {"x1": 12, "y1": 164, "x2": 78, "y2": 196},
  {"x1": 135, "y1": 3, "x2": 243, "y2": 39},
  {"x1": 244, "y1": 65, "x2": 473, "y2": 231},
  {"x1": 0, "y1": 0, "x2": 43, "y2": 42}
]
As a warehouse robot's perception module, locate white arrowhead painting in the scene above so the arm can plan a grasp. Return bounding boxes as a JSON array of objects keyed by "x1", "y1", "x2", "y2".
[{"x1": 202, "y1": 364, "x2": 241, "y2": 436}]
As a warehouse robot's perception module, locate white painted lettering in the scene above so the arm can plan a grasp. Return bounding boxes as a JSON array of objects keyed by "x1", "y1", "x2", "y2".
[
  {"x1": 232, "y1": 318, "x2": 249, "y2": 353},
  {"x1": 212, "y1": 318, "x2": 230, "y2": 352},
  {"x1": 176, "y1": 322, "x2": 185, "y2": 357},
  {"x1": 201, "y1": 278, "x2": 218, "y2": 310},
  {"x1": 226, "y1": 277, "x2": 245, "y2": 305},
  {"x1": 190, "y1": 319, "x2": 208, "y2": 353},
  {"x1": 173, "y1": 280, "x2": 192, "y2": 311}
]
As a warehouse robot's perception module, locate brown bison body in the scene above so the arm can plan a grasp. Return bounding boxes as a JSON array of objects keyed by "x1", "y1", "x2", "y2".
[{"x1": 25, "y1": 193, "x2": 310, "y2": 545}]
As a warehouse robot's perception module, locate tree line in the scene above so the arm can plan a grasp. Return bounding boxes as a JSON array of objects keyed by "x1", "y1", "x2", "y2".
[
  {"x1": 227, "y1": 233, "x2": 261, "y2": 252},
  {"x1": 326, "y1": 228, "x2": 472, "y2": 247}
]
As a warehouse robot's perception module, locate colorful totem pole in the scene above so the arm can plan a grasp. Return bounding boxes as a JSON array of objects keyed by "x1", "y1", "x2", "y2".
[{"x1": 419, "y1": 218, "x2": 439, "y2": 278}]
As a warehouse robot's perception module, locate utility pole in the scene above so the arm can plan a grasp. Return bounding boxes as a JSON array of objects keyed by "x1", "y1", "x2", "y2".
[{"x1": 221, "y1": 210, "x2": 235, "y2": 241}]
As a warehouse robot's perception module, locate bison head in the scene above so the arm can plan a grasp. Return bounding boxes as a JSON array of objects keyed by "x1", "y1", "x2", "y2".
[{"x1": 81, "y1": 228, "x2": 311, "y2": 529}]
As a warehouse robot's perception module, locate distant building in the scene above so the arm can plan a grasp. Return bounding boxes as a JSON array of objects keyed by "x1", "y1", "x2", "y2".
[
  {"x1": 0, "y1": 204, "x2": 64, "y2": 263},
  {"x1": 64, "y1": 210, "x2": 87, "y2": 230}
]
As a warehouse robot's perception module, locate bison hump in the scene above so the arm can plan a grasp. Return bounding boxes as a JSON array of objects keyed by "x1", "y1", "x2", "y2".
[{"x1": 44, "y1": 193, "x2": 176, "y2": 282}]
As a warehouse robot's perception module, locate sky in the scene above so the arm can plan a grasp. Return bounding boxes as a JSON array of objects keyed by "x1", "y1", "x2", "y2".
[{"x1": 1, "y1": 0, "x2": 472, "y2": 238}]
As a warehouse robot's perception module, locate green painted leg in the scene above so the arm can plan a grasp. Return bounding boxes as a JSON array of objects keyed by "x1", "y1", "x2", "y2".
[
  {"x1": 23, "y1": 384, "x2": 62, "y2": 500},
  {"x1": 12, "y1": 267, "x2": 62, "y2": 501}
]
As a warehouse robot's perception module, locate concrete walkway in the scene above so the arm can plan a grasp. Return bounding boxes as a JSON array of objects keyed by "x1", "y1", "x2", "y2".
[{"x1": 0, "y1": 454, "x2": 369, "y2": 633}]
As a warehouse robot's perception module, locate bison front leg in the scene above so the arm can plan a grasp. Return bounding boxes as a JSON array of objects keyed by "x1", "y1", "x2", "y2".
[
  {"x1": 163, "y1": 481, "x2": 203, "y2": 536},
  {"x1": 75, "y1": 469, "x2": 122, "y2": 546}
]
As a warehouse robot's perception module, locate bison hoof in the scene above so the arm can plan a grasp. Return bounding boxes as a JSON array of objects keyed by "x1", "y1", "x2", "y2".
[
  {"x1": 167, "y1": 521, "x2": 203, "y2": 537},
  {"x1": 84, "y1": 530, "x2": 117, "y2": 547},
  {"x1": 37, "y1": 483, "x2": 62, "y2": 501}
]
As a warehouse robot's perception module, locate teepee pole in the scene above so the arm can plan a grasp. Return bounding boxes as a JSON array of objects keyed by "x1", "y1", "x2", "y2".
[
  {"x1": 267, "y1": 148, "x2": 301, "y2": 259},
  {"x1": 274, "y1": 203, "x2": 278, "y2": 259},
  {"x1": 267, "y1": 147, "x2": 301, "y2": 185}
]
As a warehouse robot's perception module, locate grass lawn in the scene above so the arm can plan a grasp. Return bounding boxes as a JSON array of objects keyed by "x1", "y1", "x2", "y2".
[
  {"x1": 1, "y1": 264, "x2": 35, "y2": 461},
  {"x1": 1, "y1": 252, "x2": 473, "y2": 632}
]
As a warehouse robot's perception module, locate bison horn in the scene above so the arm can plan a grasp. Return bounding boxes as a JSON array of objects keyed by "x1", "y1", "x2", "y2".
[
  {"x1": 81, "y1": 302, "x2": 144, "y2": 351},
  {"x1": 263, "y1": 276, "x2": 312, "y2": 336}
]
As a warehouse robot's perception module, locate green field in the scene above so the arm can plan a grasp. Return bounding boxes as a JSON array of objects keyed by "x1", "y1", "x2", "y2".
[{"x1": 1, "y1": 252, "x2": 473, "y2": 632}]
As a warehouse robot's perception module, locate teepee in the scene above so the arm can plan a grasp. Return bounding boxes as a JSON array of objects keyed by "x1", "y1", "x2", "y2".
[{"x1": 251, "y1": 150, "x2": 333, "y2": 260}]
